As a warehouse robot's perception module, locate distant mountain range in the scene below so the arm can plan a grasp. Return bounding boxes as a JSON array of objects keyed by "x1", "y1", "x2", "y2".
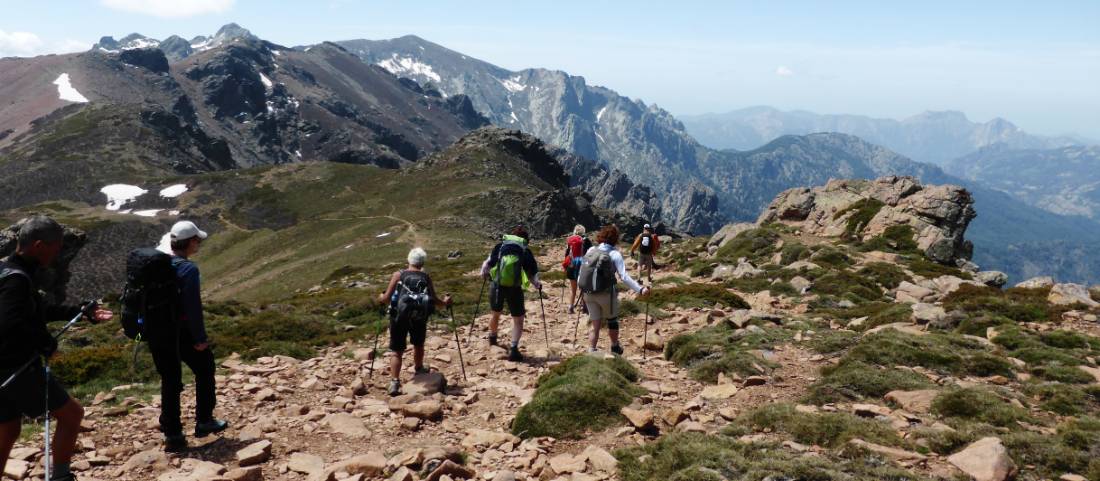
[
  {"x1": 680, "y1": 106, "x2": 1087, "y2": 166},
  {"x1": 1, "y1": 24, "x2": 1098, "y2": 283},
  {"x1": 92, "y1": 23, "x2": 258, "y2": 62}
]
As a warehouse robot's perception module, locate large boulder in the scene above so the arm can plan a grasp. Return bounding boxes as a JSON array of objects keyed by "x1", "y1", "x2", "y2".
[
  {"x1": 1049, "y1": 283, "x2": 1100, "y2": 308},
  {"x1": 976, "y1": 271, "x2": 1008, "y2": 288},
  {"x1": 1015, "y1": 276, "x2": 1054, "y2": 289},
  {"x1": 708, "y1": 222, "x2": 755, "y2": 249},
  {"x1": 947, "y1": 437, "x2": 1016, "y2": 481},
  {"x1": 758, "y1": 176, "x2": 975, "y2": 265}
]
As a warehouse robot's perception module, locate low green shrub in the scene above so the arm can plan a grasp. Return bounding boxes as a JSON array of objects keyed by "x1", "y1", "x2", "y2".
[
  {"x1": 715, "y1": 227, "x2": 781, "y2": 264},
  {"x1": 856, "y1": 262, "x2": 911, "y2": 290},
  {"x1": 804, "y1": 361, "x2": 934, "y2": 404},
  {"x1": 642, "y1": 284, "x2": 749, "y2": 310},
  {"x1": 931, "y1": 388, "x2": 1026, "y2": 427},
  {"x1": 665, "y1": 324, "x2": 787, "y2": 383},
  {"x1": 858, "y1": 225, "x2": 919, "y2": 253},
  {"x1": 834, "y1": 198, "x2": 885, "y2": 239},
  {"x1": 728, "y1": 403, "x2": 906, "y2": 448},
  {"x1": 511, "y1": 355, "x2": 643, "y2": 439}
]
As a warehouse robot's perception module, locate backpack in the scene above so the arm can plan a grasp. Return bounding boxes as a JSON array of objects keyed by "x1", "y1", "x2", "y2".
[
  {"x1": 564, "y1": 235, "x2": 585, "y2": 270},
  {"x1": 394, "y1": 270, "x2": 433, "y2": 324},
  {"x1": 120, "y1": 248, "x2": 180, "y2": 340},
  {"x1": 578, "y1": 248, "x2": 616, "y2": 293},
  {"x1": 491, "y1": 235, "x2": 529, "y2": 288},
  {"x1": 639, "y1": 234, "x2": 654, "y2": 255}
]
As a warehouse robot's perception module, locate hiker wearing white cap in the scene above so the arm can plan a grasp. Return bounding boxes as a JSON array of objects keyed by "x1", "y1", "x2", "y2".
[
  {"x1": 629, "y1": 223, "x2": 661, "y2": 283},
  {"x1": 149, "y1": 221, "x2": 227, "y2": 452}
]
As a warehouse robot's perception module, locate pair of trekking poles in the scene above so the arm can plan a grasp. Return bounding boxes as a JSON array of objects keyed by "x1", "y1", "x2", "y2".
[
  {"x1": 462, "y1": 278, "x2": 552, "y2": 353},
  {"x1": 0, "y1": 301, "x2": 98, "y2": 481},
  {"x1": 367, "y1": 299, "x2": 469, "y2": 383}
]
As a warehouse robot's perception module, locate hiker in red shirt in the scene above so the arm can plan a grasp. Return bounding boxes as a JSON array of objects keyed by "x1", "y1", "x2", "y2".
[{"x1": 561, "y1": 225, "x2": 592, "y2": 314}]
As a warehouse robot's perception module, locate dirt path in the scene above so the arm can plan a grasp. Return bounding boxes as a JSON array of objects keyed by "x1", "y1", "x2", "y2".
[{"x1": 19, "y1": 249, "x2": 828, "y2": 481}]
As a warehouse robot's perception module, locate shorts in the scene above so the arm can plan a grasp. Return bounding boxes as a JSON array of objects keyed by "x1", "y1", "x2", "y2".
[
  {"x1": 0, "y1": 362, "x2": 71, "y2": 423},
  {"x1": 639, "y1": 253, "x2": 655, "y2": 269},
  {"x1": 389, "y1": 315, "x2": 428, "y2": 352},
  {"x1": 567, "y1": 258, "x2": 583, "y2": 281},
  {"x1": 490, "y1": 283, "x2": 526, "y2": 317},
  {"x1": 585, "y1": 289, "x2": 620, "y2": 329}
]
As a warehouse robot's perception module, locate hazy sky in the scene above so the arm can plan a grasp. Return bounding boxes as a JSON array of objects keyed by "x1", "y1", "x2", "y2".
[{"x1": 2, "y1": 0, "x2": 1098, "y2": 138}]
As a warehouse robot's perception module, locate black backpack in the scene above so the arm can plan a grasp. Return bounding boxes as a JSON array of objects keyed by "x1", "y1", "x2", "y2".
[
  {"x1": 639, "y1": 234, "x2": 654, "y2": 255},
  {"x1": 120, "y1": 248, "x2": 180, "y2": 340},
  {"x1": 395, "y1": 270, "x2": 434, "y2": 324},
  {"x1": 578, "y1": 248, "x2": 617, "y2": 293}
]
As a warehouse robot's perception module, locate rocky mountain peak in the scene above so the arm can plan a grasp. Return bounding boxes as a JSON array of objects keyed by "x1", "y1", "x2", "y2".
[{"x1": 758, "y1": 175, "x2": 976, "y2": 265}]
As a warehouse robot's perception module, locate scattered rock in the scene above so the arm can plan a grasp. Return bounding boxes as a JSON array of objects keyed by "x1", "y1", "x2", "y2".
[
  {"x1": 491, "y1": 470, "x2": 517, "y2": 481},
  {"x1": 621, "y1": 407, "x2": 656, "y2": 430},
  {"x1": 1078, "y1": 365, "x2": 1100, "y2": 383},
  {"x1": 581, "y1": 446, "x2": 618, "y2": 473},
  {"x1": 947, "y1": 437, "x2": 1017, "y2": 481},
  {"x1": 3, "y1": 459, "x2": 28, "y2": 480},
  {"x1": 225, "y1": 466, "x2": 264, "y2": 481},
  {"x1": 708, "y1": 222, "x2": 755, "y2": 248},
  {"x1": 320, "y1": 452, "x2": 387, "y2": 479},
  {"x1": 885, "y1": 390, "x2": 939, "y2": 413},
  {"x1": 288, "y1": 452, "x2": 325, "y2": 476},
  {"x1": 852, "y1": 403, "x2": 892, "y2": 418},
  {"x1": 425, "y1": 460, "x2": 475, "y2": 481},
  {"x1": 323, "y1": 413, "x2": 371, "y2": 437},
  {"x1": 1049, "y1": 283, "x2": 1100, "y2": 307},
  {"x1": 1015, "y1": 276, "x2": 1054, "y2": 289},
  {"x1": 895, "y1": 281, "x2": 937, "y2": 304},
  {"x1": 405, "y1": 372, "x2": 447, "y2": 395},
  {"x1": 549, "y1": 454, "x2": 586, "y2": 475},
  {"x1": 910, "y1": 303, "x2": 947, "y2": 325},
  {"x1": 461, "y1": 429, "x2": 520, "y2": 450},
  {"x1": 700, "y1": 384, "x2": 739, "y2": 400},
  {"x1": 236, "y1": 440, "x2": 273, "y2": 467},
  {"x1": 976, "y1": 271, "x2": 1008, "y2": 288},
  {"x1": 848, "y1": 439, "x2": 926, "y2": 462}
]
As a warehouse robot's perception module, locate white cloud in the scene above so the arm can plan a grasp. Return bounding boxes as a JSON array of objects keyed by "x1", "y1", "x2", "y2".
[
  {"x1": 0, "y1": 29, "x2": 44, "y2": 56},
  {"x1": 0, "y1": 29, "x2": 88, "y2": 57},
  {"x1": 100, "y1": 0, "x2": 235, "y2": 18},
  {"x1": 775, "y1": 65, "x2": 794, "y2": 77}
]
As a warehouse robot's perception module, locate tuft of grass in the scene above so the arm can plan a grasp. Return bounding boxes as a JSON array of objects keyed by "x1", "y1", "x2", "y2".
[
  {"x1": 842, "y1": 330, "x2": 1014, "y2": 378},
  {"x1": 833, "y1": 198, "x2": 885, "y2": 239},
  {"x1": 810, "y1": 270, "x2": 885, "y2": 304},
  {"x1": 931, "y1": 388, "x2": 1027, "y2": 427},
  {"x1": 906, "y1": 256, "x2": 974, "y2": 280},
  {"x1": 858, "y1": 225, "x2": 919, "y2": 253},
  {"x1": 779, "y1": 242, "x2": 811, "y2": 265},
  {"x1": 725, "y1": 403, "x2": 906, "y2": 449},
  {"x1": 511, "y1": 355, "x2": 643, "y2": 439},
  {"x1": 804, "y1": 361, "x2": 934, "y2": 404},
  {"x1": 715, "y1": 227, "x2": 780, "y2": 264},
  {"x1": 809, "y1": 245, "x2": 853, "y2": 269},
  {"x1": 856, "y1": 262, "x2": 911, "y2": 290},
  {"x1": 642, "y1": 284, "x2": 749, "y2": 310},
  {"x1": 806, "y1": 329, "x2": 860, "y2": 354},
  {"x1": 1025, "y1": 384, "x2": 1100, "y2": 416},
  {"x1": 724, "y1": 277, "x2": 799, "y2": 297},
  {"x1": 1001, "y1": 418, "x2": 1100, "y2": 480},
  {"x1": 944, "y1": 284, "x2": 1067, "y2": 323},
  {"x1": 664, "y1": 324, "x2": 787, "y2": 383}
]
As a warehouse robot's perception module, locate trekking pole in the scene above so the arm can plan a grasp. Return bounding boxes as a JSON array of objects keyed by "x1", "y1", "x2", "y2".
[
  {"x1": 465, "y1": 277, "x2": 488, "y2": 345},
  {"x1": 643, "y1": 295, "x2": 651, "y2": 361},
  {"x1": 538, "y1": 285, "x2": 551, "y2": 355},
  {"x1": 368, "y1": 304, "x2": 385, "y2": 380},
  {"x1": 572, "y1": 298, "x2": 584, "y2": 347},
  {"x1": 447, "y1": 304, "x2": 468, "y2": 383}
]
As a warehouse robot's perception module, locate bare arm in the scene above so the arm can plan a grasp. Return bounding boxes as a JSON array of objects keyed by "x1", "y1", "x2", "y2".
[{"x1": 377, "y1": 271, "x2": 401, "y2": 305}]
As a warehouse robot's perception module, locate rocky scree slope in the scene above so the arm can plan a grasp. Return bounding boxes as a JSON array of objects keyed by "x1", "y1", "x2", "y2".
[{"x1": 10, "y1": 176, "x2": 1100, "y2": 481}]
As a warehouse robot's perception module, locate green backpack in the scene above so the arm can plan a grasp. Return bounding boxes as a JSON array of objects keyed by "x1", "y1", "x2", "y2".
[{"x1": 491, "y1": 234, "x2": 530, "y2": 289}]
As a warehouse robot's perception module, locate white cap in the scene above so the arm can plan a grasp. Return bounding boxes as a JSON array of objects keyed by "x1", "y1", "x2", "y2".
[
  {"x1": 644, "y1": 223, "x2": 651, "y2": 229},
  {"x1": 170, "y1": 221, "x2": 208, "y2": 241}
]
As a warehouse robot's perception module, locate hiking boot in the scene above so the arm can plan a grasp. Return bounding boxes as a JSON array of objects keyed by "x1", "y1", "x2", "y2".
[
  {"x1": 195, "y1": 419, "x2": 229, "y2": 438},
  {"x1": 164, "y1": 433, "x2": 188, "y2": 453},
  {"x1": 568, "y1": 305, "x2": 575, "y2": 315},
  {"x1": 387, "y1": 379, "x2": 402, "y2": 396},
  {"x1": 488, "y1": 334, "x2": 498, "y2": 346},
  {"x1": 508, "y1": 346, "x2": 524, "y2": 362},
  {"x1": 611, "y1": 344, "x2": 624, "y2": 356}
]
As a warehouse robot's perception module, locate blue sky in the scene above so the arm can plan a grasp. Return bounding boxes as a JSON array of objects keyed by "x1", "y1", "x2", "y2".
[{"x1": 2, "y1": 0, "x2": 1098, "y2": 138}]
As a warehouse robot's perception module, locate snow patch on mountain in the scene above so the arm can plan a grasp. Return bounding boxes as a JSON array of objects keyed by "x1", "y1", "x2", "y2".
[
  {"x1": 100, "y1": 184, "x2": 147, "y2": 211},
  {"x1": 53, "y1": 74, "x2": 89, "y2": 103},
  {"x1": 159, "y1": 184, "x2": 188, "y2": 198},
  {"x1": 259, "y1": 72, "x2": 273, "y2": 89},
  {"x1": 597, "y1": 106, "x2": 608, "y2": 122},
  {"x1": 376, "y1": 54, "x2": 441, "y2": 83},
  {"x1": 499, "y1": 76, "x2": 527, "y2": 93}
]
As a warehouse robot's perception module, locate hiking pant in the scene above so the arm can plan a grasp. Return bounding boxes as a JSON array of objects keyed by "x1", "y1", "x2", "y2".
[{"x1": 148, "y1": 329, "x2": 217, "y2": 436}]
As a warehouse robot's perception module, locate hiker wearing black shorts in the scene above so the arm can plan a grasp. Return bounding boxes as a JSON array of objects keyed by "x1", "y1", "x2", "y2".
[
  {"x1": 149, "y1": 221, "x2": 227, "y2": 452},
  {"x1": 480, "y1": 227, "x2": 540, "y2": 362},
  {"x1": 562, "y1": 224, "x2": 592, "y2": 314},
  {"x1": 629, "y1": 223, "x2": 661, "y2": 284},
  {"x1": 1, "y1": 216, "x2": 112, "y2": 481},
  {"x1": 378, "y1": 247, "x2": 452, "y2": 396}
]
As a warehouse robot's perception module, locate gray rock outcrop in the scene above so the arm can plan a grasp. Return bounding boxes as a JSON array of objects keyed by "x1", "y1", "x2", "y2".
[{"x1": 758, "y1": 176, "x2": 975, "y2": 265}]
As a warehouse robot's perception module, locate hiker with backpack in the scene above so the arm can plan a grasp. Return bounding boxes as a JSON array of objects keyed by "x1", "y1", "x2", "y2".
[
  {"x1": 561, "y1": 225, "x2": 592, "y2": 314},
  {"x1": 139, "y1": 221, "x2": 227, "y2": 452},
  {"x1": 580, "y1": 224, "x2": 649, "y2": 355},
  {"x1": 629, "y1": 223, "x2": 661, "y2": 283},
  {"x1": 377, "y1": 247, "x2": 453, "y2": 396},
  {"x1": 1, "y1": 215, "x2": 112, "y2": 481},
  {"x1": 480, "y1": 227, "x2": 540, "y2": 362}
]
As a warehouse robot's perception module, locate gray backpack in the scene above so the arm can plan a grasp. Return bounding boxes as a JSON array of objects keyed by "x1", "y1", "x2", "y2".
[{"x1": 578, "y1": 248, "x2": 616, "y2": 293}]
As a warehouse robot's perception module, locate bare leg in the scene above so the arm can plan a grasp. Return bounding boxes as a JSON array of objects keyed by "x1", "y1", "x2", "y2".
[
  {"x1": 413, "y1": 345, "x2": 425, "y2": 371},
  {"x1": 50, "y1": 398, "x2": 84, "y2": 466},
  {"x1": 390, "y1": 351, "x2": 403, "y2": 380},
  {"x1": 589, "y1": 318, "x2": 603, "y2": 351},
  {"x1": 489, "y1": 311, "x2": 501, "y2": 337},
  {"x1": 569, "y1": 280, "x2": 578, "y2": 308},
  {"x1": 0, "y1": 419, "x2": 21, "y2": 476}
]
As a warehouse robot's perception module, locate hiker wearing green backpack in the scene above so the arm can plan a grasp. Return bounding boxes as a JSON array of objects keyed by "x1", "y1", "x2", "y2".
[
  {"x1": 579, "y1": 224, "x2": 649, "y2": 355},
  {"x1": 479, "y1": 227, "x2": 540, "y2": 362},
  {"x1": 377, "y1": 247, "x2": 453, "y2": 396}
]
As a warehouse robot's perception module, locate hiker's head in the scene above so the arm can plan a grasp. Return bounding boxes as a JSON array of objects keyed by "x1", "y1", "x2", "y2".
[
  {"x1": 407, "y1": 247, "x2": 427, "y2": 268},
  {"x1": 596, "y1": 224, "x2": 621, "y2": 246},
  {"x1": 573, "y1": 225, "x2": 586, "y2": 236},
  {"x1": 643, "y1": 223, "x2": 652, "y2": 232},
  {"x1": 169, "y1": 221, "x2": 208, "y2": 257},
  {"x1": 511, "y1": 226, "x2": 530, "y2": 243},
  {"x1": 15, "y1": 215, "x2": 64, "y2": 266}
]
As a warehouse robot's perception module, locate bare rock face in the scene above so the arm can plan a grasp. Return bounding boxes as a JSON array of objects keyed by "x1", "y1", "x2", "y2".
[
  {"x1": 0, "y1": 218, "x2": 87, "y2": 305},
  {"x1": 757, "y1": 176, "x2": 975, "y2": 265}
]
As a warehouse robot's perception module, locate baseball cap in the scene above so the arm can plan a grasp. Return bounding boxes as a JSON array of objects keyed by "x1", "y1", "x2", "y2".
[
  {"x1": 170, "y1": 221, "x2": 208, "y2": 241},
  {"x1": 644, "y1": 223, "x2": 651, "y2": 229}
]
